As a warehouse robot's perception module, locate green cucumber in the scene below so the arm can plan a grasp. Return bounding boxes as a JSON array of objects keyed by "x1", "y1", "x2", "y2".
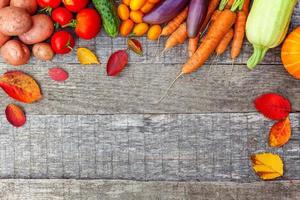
[{"x1": 92, "y1": 0, "x2": 120, "y2": 38}]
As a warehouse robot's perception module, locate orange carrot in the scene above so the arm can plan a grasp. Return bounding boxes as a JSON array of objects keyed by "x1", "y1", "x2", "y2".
[
  {"x1": 182, "y1": 9, "x2": 237, "y2": 74},
  {"x1": 158, "y1": 1, "x2": 244, "y2": 103},
  {"x1": 164, "y1": 22, "x2": 188, "y2": 51},
  {"x1": 242, "y1": 0, "x2": 250, "y2": 13},
  {"x1": 215, "y1": 28, "x2": 234, "y2": 55},
  {"x1": 188, "y1": 35, "x2": 200, "y2": 57},
  {"x1": 200, "y1": 10, "x2": 222, "y2": 42},
  {"x1": 211, "y1": 10, "x2": 222, "y2": 22},
  {"x1": 231, "y1": 0, "x2": 250, "y2": 59},
  {"x1": 225, "y1": 0, "x2": 235, "y2": 9},
  {"x1": 199, "y1": 0, "x2": 221, "y2": 33},
  {"x1": 161, "y1": 7, "x2": 188, "y2": 36}
]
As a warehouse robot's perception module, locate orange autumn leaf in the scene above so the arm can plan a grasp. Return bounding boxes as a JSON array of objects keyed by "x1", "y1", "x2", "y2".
[
  {"x1": 0, "y1": 71, "x2": 42, "y2": 103},
  {"x1": 251, "y1": 153, "x2": 284, "y2": 180},
  {"x1": 269, "y1": 117, "x2": 291, "y2": 147},
  {"x1": 5, "y1": 104, "x2": 26, "y2": 127}
]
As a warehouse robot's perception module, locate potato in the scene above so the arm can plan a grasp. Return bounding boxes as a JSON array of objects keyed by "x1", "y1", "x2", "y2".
[
  {"x1": 0, "y1": 0, "x2": 10, "y2": 8},
  {"x1": 0, "y1": 40, "x2": 31, "y2": 66},
  {"x1": 19, "y1": 14, "x2": 54, "y2": 45},
  {"x1": 32, "y1": 43, "x2": 54, "y2": 61},
  {"x1": 10, "y1": 0, "x2": 37, "y2": 15},
  {"x1": 0, "y1": 31, "x2": 10, "y2": 47},
  {"x1": 0, "y1": 6, "x2": 32, "y2": 36}
]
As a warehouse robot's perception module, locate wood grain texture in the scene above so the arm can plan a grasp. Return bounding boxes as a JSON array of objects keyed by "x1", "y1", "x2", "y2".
[
  {"x1": 0, "y1": 63, "x2": 299, "y2": 114},
  {"x1": 0, "y1": 113, "x2": 299, "y2": 181},
  {"x1": 0, "y1": 179, "x2": 299, "y2": 200}
]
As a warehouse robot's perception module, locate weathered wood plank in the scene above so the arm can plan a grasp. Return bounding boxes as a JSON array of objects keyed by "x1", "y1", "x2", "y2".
[
  {"x1": 0, "y1": 113, "x2": 299, "y2": 181},
  {"x1": 0, "y1": 62, "x2": 298, "y2": 114},
  {"x1": 0, "y1": 179, "x2": 299, "y2": 200}
]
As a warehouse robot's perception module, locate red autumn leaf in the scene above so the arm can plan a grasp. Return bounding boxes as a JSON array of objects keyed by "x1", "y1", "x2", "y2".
[
  {"x1": 48, "y1": 67, "x2": 69, "y2": 82},
  {"x1": 128, "y1": 39, "x2": 143, "y2": 56},
  {"x1": 269, "y1": 117, "x2": 291, "y2": 147},
  {"x1": 107, "y1": 50, "x2": 128, "y2": 76},
  {"x1": 254, "y1": 93, "x2": 291, "y2": 120},
  {"x1": 5, "y1": 104, "x2": 26, "y2": 127},
  {"x1": 0, "y1": 71, "x2": 42, "y2": 104}
]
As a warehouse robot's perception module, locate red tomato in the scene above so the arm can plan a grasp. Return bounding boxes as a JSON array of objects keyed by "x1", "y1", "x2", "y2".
[
  {"x1": 62, "y1": 0, "x2": 89, "y2": 12},
  {"x1": 74, "y1": 8, "x2": 101, "y2": 40},
  {"x1": 37, "y1": 0, "x2": 61, "y2": 8},
  {"x1": 51, "y1": 31, "x2": 75, "y2": 54},
  {"x1": 52, "y1": 7, "x2": 73, "y2": 26}
]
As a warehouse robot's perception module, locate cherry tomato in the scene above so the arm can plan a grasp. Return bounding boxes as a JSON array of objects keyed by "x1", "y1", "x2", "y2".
[
  {"x1": 37, "y1": 0, "x2": 61, "y2": 8},
  {"x1": 73, "y1": 8, "x2": 101, "y2": 40},
  {"x1": 52, "y1": 7, "x2": 73, "y2": 26},
  {"x1": 62, "y1": 0, "x2": 89, "y2": 12},
  {"x1": 51, "y1": 31, "x2": 75, "y2": 54}
]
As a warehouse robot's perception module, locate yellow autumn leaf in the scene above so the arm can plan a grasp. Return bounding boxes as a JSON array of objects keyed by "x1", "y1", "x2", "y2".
[
  {"x1": 251, "y1": 153, "x2": 284, "y2": 180},
  {"x1": 77, "y1": 47, "x2": 100, "y2": 65}
]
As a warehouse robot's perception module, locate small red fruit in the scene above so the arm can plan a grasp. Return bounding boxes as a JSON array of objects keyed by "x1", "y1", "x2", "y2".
[
  {"x1": 64, "y1": 8, "x2": 101, "y2": 40},
  {"x1": 37, "y1": 0, "x2": 61, "y2": 8},
  {"x1": 52, "y1": 7, "x2": 73, "y2": 26},
  {"x1": 62, "y1": 0, "x2": 89, "y2": 12},
  {"x1": 51, "y1": 31, "x2": 75, "y2": 54}
]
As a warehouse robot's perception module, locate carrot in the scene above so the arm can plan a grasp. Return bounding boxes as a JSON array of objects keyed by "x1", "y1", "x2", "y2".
[
  {"x1": 199, "y1": 0, "x2": 221, "y2": 34},
  {"x1": 231, "y1": 0, "x2": 250, "y2": 59},
  {"x1": 182, "y1": 9, "x2": 237, "y2": 74},
  {"x1": 161, "y1": 7, "x2": 188, "y2": 37},
  {"x1": 242, "y1": 0, "x2": 250, "y2": 13},
  {"x1": 163, "y1": 22, "x2": 188, "y2": 52},
  {"x1": 158, "y1": 0, "x2": 244, "y2": 103},
  {"x1": 211, "y1": 10, "x2": 222, "y2": 22},
  {"x1": 200, "y1": 9, "x2": 222, "y2": 42},
  {"x1": 188, "y1": 0, "x2": 220, "y2": 57},
  {"x1": 225, "y1": 0, "x2": 235, "y2": 9},
  {"x1": 215, "y1": 28, "x2": 234, "y2": 55},
  {"x1": 188, "y1": 35, "x2": 200, "y2": 57}
]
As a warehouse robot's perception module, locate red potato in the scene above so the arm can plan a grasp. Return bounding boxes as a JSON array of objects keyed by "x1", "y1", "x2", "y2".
[
  {"x1": 19, "y1": 14, "x2": 54, "y2": 45},
  {"x1": 0, "y1": 40, "x2": 31, "y2": 66},
  {"x1": 10, "y1": 0, "x2": 38, "y2": 15},
  {"x1": 0, "y1": 6, "x2": 33, "y2": 36},
  {"x1": 0, "y1": 31, "x2": 10, "y2": 47},
  {"x1": 32, "y1": 43, "x2": 55, "y2": 61},
  {"x1": 0, "y1": 0, "x2": 10, "y2": 8}
]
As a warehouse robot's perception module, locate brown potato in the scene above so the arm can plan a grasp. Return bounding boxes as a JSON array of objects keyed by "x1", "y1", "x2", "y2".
[
  {"x1": 0, "y1": 40, "x2": 31, "y2": 66},
  {"x1": 0, "y1": 31, "x2": 10, "y2": 47},
  {"x1": 0, "y1": 6, "x2": 32, "y2": 36},
  {"x1": 19, "y1": 14, "x2": 54, "y2": 45},
  {"x1": 32, "y1": 43, "x2": 54, "y2": 61},
  {"x1": 10, "y1": 0, "x2": 37, "y2": 15},
  {"x1": 0, "y1": 0, "x2": 10, "y2": 8}
]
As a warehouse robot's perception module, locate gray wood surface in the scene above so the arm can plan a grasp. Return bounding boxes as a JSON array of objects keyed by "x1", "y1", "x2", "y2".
[
  {"x1": 0, "y1": 179, "x2": 299, "y2": 200},
  {"x1": 1, "y1": 63, "x2": 300, "y2": 114},
  {"x1": 0, "y1": 113, "x2": 299, "y2": 181}
]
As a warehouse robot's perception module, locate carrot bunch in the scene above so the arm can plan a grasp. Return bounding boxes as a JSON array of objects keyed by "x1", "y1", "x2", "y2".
[{"x1": 158, "y1": 0, "x2": 250, "y2": 102}]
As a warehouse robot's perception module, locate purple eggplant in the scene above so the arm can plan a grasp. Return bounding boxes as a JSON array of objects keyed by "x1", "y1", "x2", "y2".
[
  {"x1": 187, "y1": 0, "x2": 209, "y2": 38},
  {"x1": 143, "y1": 0, "x2": 189, "y2": 24}
]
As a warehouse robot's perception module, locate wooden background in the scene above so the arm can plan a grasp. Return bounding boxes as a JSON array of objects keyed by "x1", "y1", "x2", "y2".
[{"x1": 0, "y1": 1, "x2": 299, "y2": 199}]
